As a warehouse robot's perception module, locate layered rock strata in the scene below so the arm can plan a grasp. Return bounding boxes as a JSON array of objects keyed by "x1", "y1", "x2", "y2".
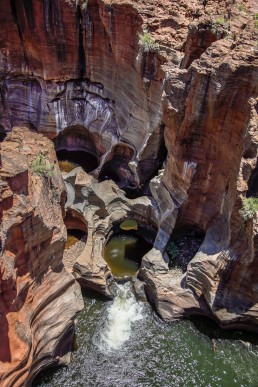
[
  {"x1": 0, "y1": 0, "x2": 258, "y2": 383},
  {"x1": 0, "y1": 127, "x2": 83, "y2": 386}
]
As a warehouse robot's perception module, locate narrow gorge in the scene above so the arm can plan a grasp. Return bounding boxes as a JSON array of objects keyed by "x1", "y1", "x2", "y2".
[{"x1": 0, "y1": 0, "x2": 257, "y2": 385}]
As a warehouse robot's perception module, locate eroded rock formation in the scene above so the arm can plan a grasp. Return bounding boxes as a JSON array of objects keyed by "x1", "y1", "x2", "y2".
[
  {"x1": 62, "y1": 166, "x2": 158, "y2": 293},
  {"x1": 0, "y1": 0, "x2": 258, "y2": 384},
  {"x1": 0, "y1": 128, "x2": 83, "y2": 386}
]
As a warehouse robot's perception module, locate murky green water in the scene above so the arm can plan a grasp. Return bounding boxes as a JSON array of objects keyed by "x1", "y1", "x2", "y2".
[
  {"x1": 34, "y1": 286, "x2": 258, "y2": 387},
  {"x1": 104, "y1": 233, "x2": 151, "y2": 277}
]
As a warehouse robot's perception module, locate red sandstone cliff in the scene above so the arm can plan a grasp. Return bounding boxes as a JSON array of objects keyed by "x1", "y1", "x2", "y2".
[
  {"x1": 0, "y1": 0, "x2": 257, "y2": 384},
  {"x1": 0, "y1": 128, "x2": 83, "y2": 386}
]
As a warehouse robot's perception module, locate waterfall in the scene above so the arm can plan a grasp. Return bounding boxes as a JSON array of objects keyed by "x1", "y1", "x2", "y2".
[{"x1": 97, "y1": 282, "x2": 146, "y2": 352}]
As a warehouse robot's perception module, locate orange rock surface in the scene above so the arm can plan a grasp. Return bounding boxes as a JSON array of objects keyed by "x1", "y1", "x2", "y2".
[
  {"x1": 0, "y1": 128, "x2": 83, "y2": 386},
  {"x1": 0, "y1": 0, "x2": 257, "y2": 383}
]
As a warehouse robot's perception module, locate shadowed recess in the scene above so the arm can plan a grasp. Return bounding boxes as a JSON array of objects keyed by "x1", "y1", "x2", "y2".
[
  {"x1": 65, "y1": 229, "x2": 87, "y2": 250},
  {"x1": 64, "y1": 211, "x2": 88, "y2": 249},
  {"x1": 247, "y1": 164, "x2": 258, "y2": 198},
  {"x1": 166, "y1": 225, "x2": 205, "y2": 272},
  {"x1": 99, "y1": 143, "x2": 135, "y2": 187},
  {"x1": 56, "y1": 149, "x2": 98, "y2": 173},
  {"x1": 54, "y1": 126, "x2": 100, "y2": 173}
]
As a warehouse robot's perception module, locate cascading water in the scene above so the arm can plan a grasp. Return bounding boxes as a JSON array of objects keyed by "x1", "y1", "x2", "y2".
[
  {"x1": 97, "y1": 282, "x2": 146, "y2": 352},
  {"x1": 33, "y1": 223, "x2": 258, "y2": 387},
  {"x1": 34, "y1": 284, "x2": 258, "y2": 387}
]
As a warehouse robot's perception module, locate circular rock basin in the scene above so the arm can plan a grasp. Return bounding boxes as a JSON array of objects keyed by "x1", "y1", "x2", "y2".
[
  {"x1": 104, "y1": 232, "x2": 152, "y2": 278},
  {"x1": 65, "y1": 229, "x2": 87, "y2": 250},
  {"x1": 57, "y1": 149, "x2": 98, "y2": 173}
]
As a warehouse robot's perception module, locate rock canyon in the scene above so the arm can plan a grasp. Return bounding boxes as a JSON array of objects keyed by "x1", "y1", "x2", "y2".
[{"x1": 0, "y1": 0, "x2": 257, "y2": 385}]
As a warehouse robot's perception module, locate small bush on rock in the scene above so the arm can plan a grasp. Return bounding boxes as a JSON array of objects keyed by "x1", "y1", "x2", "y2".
[
  {"x1": 211, "y1": 17, "x2": 227, "y2": 33},
  {"x1": 138, "y1": 32, "x2": 159, "y2": 53},
  {"x1": 240, "y1": 197, "x2": 258, "y2": 220},
  {"x1": 254, "y1": 14, "x2": 258, "y2": 28},
  {"x1": 31, "y1": 152, "x2": 54, "y2": 178}
]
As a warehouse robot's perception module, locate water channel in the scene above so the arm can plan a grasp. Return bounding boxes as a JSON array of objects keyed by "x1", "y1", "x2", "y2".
[
  {"x1": 36, "y1": 163, "x2": 258, "y2": 386},
  {"x1": 34, "y1": 281, "x2": 258, "y2": 387}
]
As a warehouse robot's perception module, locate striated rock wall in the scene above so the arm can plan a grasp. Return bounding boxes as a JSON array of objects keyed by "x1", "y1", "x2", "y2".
[
  {"x1": 0, "y1": 0, "x2": 258, "y2": 383},
  {"x1": 0, "y1": 128, "x2": 83, "y2": 386},
  {"x1": 0, "y1": 0, "x2": 166, "y2": 193}
]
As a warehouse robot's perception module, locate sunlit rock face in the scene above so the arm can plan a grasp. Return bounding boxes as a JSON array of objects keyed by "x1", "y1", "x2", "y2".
[
  {"x1": 0, "y1": 128, "x2": 83, "y2": 386},
  {"x1": 0, "y1": 0, "x2": 258, "y2": 383},
  {"x1": 0, "y1": 0, "x2": 166, "y2": 194}
]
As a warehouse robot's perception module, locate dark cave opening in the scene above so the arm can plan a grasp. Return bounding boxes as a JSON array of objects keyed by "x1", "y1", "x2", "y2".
[
  {"x1": 99, "y1": 143, "x2": 137, "y2": 195},
  {"x1": 247, "y1": 165, "x2": 258, "y2": 198},
  {"x1": 64, "y1": 211, "x2": 88, "y2": 250},
  {"x1": 56, "y1": 149, "x2": 98, "y2": 173},
  {"x1": 65, "y1": 229, "x2": 87, "y2": 250},
  {"x1": 166, "y1": 226, "x2": 205, "y2": 272},
  {"x1": 0, "y1": 132, "x2": 7, "y2": 142},
  {"x1": 54, "y1": 126, "x2": 101, "y2": 174}
]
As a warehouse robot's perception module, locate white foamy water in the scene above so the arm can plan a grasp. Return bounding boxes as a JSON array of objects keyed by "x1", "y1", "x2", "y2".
[{"x1": 98, "y1": 282, "x2": 146, "y2": 352}]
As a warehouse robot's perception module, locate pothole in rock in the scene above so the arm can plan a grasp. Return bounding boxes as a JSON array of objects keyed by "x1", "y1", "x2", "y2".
[
  {"x1": 63, "y1": 229, "x2": 87, "y2": 271},
  {"x1": 56, "y1": 149, "x2": 98, "y2": 173},
  {"x1": 166, "y1": 228, "x2": 205, "y2": 274},
  {"x1": 54, "y1": 126, "x2": 100, "y2": 174},
  {"x1": 104, "y1": 219, "x2": 154, "y2": 279}
]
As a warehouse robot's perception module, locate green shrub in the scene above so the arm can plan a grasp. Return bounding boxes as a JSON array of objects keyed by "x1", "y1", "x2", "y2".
[
  {"x1": 237, "y1": 3, "x2": 246, "y2": 12},
  {"x1": 138, "y1": 32, "x2": 159, "y2": 53},
  {"x1": 31, "y1": 152, "x2": 54, "y2": 178},
  {"x1": 240, "y1": 197, "x2": 258, "y2": 220},
  {"x1": 254, "y1": 14, "x2": 258, "y2": 28},
  {"x1": 166, "y1": 240, "x2": 181, "y2": 269},
  {"x1": 211, "y1": 17, "x2": 227, "y2": 33}
]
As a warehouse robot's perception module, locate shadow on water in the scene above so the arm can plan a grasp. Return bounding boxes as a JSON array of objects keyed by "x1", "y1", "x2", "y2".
[
  {"x1": 80, "y1": 288, "x2": 109, "y2": 303},
  {"x1": 189, "y1": 315, "x2": 258, "y2": 345}
]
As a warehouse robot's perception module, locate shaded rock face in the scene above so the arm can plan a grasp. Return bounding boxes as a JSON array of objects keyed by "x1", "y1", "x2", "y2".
[
  {"x1": 0, "y1": 0, "x2": 258, "y2": 383},
  {"x1": 0, "y1": 128, "x2": 83, "y2": 386}
]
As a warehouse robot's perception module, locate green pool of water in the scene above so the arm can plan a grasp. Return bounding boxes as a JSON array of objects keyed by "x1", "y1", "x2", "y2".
[
  {"x1": 104, "y1": 233, "x2": 151, "y2": 277},
  {"x1": 34, "y1": 287, "x2": 258, "y2": 387}
]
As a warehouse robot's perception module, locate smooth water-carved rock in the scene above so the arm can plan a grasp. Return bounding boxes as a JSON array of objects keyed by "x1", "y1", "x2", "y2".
[
  {"x1": 0, "y1": 127, "x2": 83, "y2": 386},
  {"x1": 62, "y1": 167, "x2": 160, "y2": 294},
  {"x1": 0, "y1": 0, "x2": 258, "y2": 383}
]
